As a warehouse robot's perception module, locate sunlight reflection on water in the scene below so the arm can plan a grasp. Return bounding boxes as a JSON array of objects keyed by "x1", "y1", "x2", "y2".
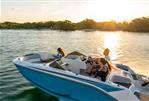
[{"x1": 103, "y1": 32, "x2": 120, "y2": 61}]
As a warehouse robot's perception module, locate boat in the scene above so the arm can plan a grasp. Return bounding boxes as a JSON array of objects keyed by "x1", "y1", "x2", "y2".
[{"x1": 13, "y1": 51, "x2": 148, "y2": 101}]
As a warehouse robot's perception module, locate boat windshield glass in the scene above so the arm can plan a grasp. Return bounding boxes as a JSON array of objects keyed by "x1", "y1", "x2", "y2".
[{"x1": 49, "y1": 61, "x2": 64, "y2": 70}]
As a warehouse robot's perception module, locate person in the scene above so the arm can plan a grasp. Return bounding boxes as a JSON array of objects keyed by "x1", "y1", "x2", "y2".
[
  {"x1": 94, "y1": 58, "x2": 112, "y2": 82},
  {"x1": 53, "y1": 47, "x2": 65, "y2": 58},
  {"x1": 103, "y1": 48, "x2": 111, "y2": 62},
  {"x1": 88, "y1": 58, "x2": 100, "y2": 75},
  {"x1": 86, "y1": 56, "x2": 94, "y2": 66},
  {"x1": 85, "y1": 56, "x2": 95, "y2": 74}
]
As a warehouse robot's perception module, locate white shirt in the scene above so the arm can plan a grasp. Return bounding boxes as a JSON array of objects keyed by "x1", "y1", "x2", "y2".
[{"x1": 105, "y1": 55, "x2": 111, "y2": 61}]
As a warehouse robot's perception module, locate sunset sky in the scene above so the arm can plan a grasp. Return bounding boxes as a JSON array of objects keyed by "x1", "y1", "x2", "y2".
[{"x1": 1, "y1": 0, "x2": 149, "y2": 22}]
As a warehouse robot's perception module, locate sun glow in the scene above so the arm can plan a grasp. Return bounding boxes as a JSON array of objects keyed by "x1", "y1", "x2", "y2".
[
  {"x1": 87, "y1": 0, "x2": 130, "y2": 21},
  {"x1": 2, "y1": 0, "x2": 149, "y2": 22}
]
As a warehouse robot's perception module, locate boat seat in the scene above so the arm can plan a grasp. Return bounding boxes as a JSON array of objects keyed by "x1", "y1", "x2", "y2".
[
  {"x1": 23, "y1": 53, "x2": 40, "y2": 61},
  {"x1": 61, "y1": 57, "x2": 86, "y2": 74},
  {"x1": 39, "y1": 52, "x2": 55, "y2": 62},
  {"x1": 80, "y1": 69, "x2": 89, "y2": 76}
]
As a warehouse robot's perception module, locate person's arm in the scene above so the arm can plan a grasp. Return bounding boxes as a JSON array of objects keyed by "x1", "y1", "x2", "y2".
[{"x1": 90, "y1": 62, "x2": 96, "y2": 72}]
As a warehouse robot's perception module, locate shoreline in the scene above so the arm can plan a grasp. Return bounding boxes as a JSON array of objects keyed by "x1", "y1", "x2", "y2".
[
  {"x1": 1, "y1": 29, "x2": 149, "y2": 33},
  {"x1": 1, "y1": 17, "x2": 149, "y2": 32}
]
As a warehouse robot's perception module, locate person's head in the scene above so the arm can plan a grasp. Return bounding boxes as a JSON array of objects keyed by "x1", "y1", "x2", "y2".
[
  {"x1": 57, "y1": 47, "x2": 65, "y2": 56},
  {"x1": 57, "y1": 47, "x2": 62, "y2": 52},
  {"x1": 88, "y1": 56, "x2": 92, "y2": 60},
  {"x1": 103, "y1": 48, "x2": 110, "y2": 56},
  {"x1": 100, "y1": 58, "x2": 107, "y2": 65}
]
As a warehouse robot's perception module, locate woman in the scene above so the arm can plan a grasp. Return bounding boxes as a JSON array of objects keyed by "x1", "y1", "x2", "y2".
[
  {"x1": 88, "y1": 58, "x2": 100, "y2": 75},
  {"x1": 54, "y1": 47, "x2": 65, "y2": 58},
  {"x1": 94, "y1": 58, "x2": 112, "y2": 82},
  {"x1": 103, "y1": 48, "x2": 111, "y2": 62}
]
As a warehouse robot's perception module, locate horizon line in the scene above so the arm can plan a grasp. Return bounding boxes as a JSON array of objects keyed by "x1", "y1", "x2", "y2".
[{"x1": 1, "y1": 16, "x2": 149, "y2": 23}]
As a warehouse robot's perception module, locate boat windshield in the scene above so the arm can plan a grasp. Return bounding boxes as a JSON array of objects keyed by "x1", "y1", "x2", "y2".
[{"x1": 49, "y1": 61, "x2": 64, "y2": 70}]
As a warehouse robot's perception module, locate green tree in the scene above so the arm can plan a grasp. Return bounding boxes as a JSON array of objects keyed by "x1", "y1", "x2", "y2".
[
  {"x1": 77, "y1": 19, "x2": 96, "y2": 29},
  {"x1": 128, "y1": 17, "x2": 149, "y2": 32}
]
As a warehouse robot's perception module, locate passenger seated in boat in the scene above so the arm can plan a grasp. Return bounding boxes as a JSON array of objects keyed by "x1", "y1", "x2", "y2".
[
  {"x1": 94, "y1": 58, "x2": 112, "y2": 82},
  {"x1": 103, "y1": 48, "x2": 111, "y2": 62},
  {"x1": 53, "y1": 47, "x2": 65, "y2": 59},
  {"x1": 88, "y1": 58, "x2": 100, "y2": 75},
  {"x1": 85, "y1": 56, "x2": 94, "y2": 73},
  {"x1": 86, "y1": 56, "x2": 94, "y2": 64}
]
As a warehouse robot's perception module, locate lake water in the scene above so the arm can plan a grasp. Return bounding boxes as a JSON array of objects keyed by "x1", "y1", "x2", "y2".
[{"x1": 0, "y1": 30, "x2": 149, "y2": 101}]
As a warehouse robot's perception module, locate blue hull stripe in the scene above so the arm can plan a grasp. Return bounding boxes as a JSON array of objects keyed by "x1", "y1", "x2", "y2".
[{"x1": 28, "y1": 65, "x2": 123, "y2": 92}]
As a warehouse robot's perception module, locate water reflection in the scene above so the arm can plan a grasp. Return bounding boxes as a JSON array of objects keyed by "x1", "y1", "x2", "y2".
[
  {"x1": 4, "y1": 88, "x2": 58, "y2": 101},
  {"x1": 103, "y1": 32, "x2": 119, "y2": 61}
]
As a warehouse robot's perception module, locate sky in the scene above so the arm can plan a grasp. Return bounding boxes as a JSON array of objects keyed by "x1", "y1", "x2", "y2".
[{"x1": 1, "y1": 0, "x2": 149, "y2": 22}]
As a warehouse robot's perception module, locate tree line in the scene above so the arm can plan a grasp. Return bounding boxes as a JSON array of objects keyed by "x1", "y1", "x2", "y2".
[{"x1": 0, "y1": 17, "x2": 149, "y2": 32}]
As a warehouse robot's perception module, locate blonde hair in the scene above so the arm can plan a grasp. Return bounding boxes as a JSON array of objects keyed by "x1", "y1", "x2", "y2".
[
  {"x1": 103, "y1": 48, "x2": 110, "y2": 56},
  {"x1": 57, "y1": 47, "x2": 65, "y2": 56}
]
